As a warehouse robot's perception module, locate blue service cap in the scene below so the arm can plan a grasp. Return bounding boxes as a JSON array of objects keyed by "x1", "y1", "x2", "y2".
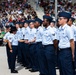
[
  {"x1": 28, "y1": 20, "x2": 35, "y2": 24},
  {"x1": 10, "y1": 26, "x2": 17, "y2": 32},
  {"x1": 58, "y1": 11, "x2": 71, "y2": 19},
  {"x1": 5, "y1": 25, "x2": 10, "y2": 28},
  {"x1": 70, "y1": 17, "x2": 75, "y2": 22},
  {"x1": 43, "y1": 15, "x2": 53, "y2": 22},
  {"x1": 19, "y1": 22, "x2": 24, "y2": 25},
  {"x1": 51, "y1": 21, "x2": 55, "y2": 24},
  {"x1": 24, "y1": 20, "x2": 29, "y2": 24},
  {"x1": 35, "y1": 18, "x2": 43, "y2": 24}
]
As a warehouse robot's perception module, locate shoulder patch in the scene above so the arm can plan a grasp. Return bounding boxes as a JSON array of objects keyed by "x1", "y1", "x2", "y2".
[{"x1": 52, "y1": 34, "x2": 55, "y2": 36}]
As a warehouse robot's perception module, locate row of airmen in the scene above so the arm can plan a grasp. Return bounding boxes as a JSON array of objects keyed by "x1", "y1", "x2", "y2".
[{"x1": 3, "y1": 11, "x2": 76, "y2": 75}]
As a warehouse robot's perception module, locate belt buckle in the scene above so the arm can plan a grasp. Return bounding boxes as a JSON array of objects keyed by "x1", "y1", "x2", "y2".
[{"x1": 59, "y1": 48, "x2": 60, "y2": 51}]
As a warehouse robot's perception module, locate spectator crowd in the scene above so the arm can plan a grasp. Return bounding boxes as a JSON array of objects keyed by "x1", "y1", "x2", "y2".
[{"x1": 0, "y1": 0, "x2": 76, "y2": 30}]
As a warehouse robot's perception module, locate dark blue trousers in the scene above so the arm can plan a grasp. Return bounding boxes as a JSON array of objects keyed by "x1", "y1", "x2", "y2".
[
  {"x1": 42, "y1": 45, "x2": 56, "y2": 75},
  {"x1": 36, "y1": 42, "x2": 47, "y2": 75},
  {"x1": 18, "y1": 42, "x2": 24, "y2": 63},
  {"x1": 58, "y1": 48, "x2": 74, "y2": 75},
  {"x1": 29, "y1": 44, "x2": 37, "y2": 70},
  {"x1": 24, "y1": 43, "x2": 31, "y2": 67},
  {"x1": 74, "y1": 42, "x2": 76, "y2": 75},
  {"x1": 6, "y1": 44, "x2": 11, "y2": 69},
  {"x1": 10, "y1": 46, "x2": 18, "y2": 71},
  {"x1": 75, "y1": 42, "x2": 76, "y2": 69},
  {"x1": 22, "y1": 43, "x2": 30, "y2": 67},
  {"x1": 35, "y1": 42, "x2": 42, "y2": 71}
]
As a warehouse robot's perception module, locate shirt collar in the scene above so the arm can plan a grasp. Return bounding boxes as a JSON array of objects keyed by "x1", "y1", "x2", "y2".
[
  {"x1": 59, "y1": 24, "x2": 67, "y2": 30},
  {"x1": 11, "y1": 33, "x2": 15, "y2": 36},
  {"x1": 37, "y1": 26, "x2": 41, "y2": 30},
  {"x1": 45, "y1": 26, "x2": 51, "y2": 30},
  {"x1": 25, "y1": 27, "x2": 29, "y2": 29}
]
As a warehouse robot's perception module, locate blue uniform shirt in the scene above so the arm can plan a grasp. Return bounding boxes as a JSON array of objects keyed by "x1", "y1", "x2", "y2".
[
  {"x1": 8, "y1": 34, "x2": 18, "y2": 46},
  {"x1": 36, "y1": 26, "x2": 43, "y2": 42},
  {"x1": 71, "y1": 25, "x2": 76, "y2": 41},
  {"x1": 3, "y1": 32, "x2": 10, "y2": 40},
  {"x1": 23, "y1": 27, "x2": 30, "y2": 40},
  {"x1": 55, "y1": 27, "x2": 60, "y2": 40},
  {"x1": 58, "y1": 24, "x2": 74, "y2": 48},
  {"x1": 42, "y1": 26, "x2": 56, "y2": 45},
  {"x1": 16, "y1": 28, "x2": 24, "y2": 40},
  {"x1": 28, "y1": 28, "x2": 36, "y2": 42}
]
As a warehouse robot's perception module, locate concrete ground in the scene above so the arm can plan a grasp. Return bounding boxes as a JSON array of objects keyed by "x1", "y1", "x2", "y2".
[
  {"x1": 0, "y1": 46, "x2": 59, "y2": 75},
  {"x1": 0, "y1": 46, "x2": 39, "y2": 75}
]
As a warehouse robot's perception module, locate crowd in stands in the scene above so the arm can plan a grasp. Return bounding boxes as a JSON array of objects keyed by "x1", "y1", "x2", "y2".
[
  {"x1": 39, "y1": 0, "x2": 76, "y2": 21},
  {"x1": 0, "y1": 0, "x2": 76, "y2": 31},
  {"x1": 0, "y1": 0, "x2": 38, "y2": 30}
]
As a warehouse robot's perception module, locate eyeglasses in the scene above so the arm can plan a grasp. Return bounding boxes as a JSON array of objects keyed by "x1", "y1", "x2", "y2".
[{"x1": 58, "y1": 17, "x2": 64, "y2": 20}]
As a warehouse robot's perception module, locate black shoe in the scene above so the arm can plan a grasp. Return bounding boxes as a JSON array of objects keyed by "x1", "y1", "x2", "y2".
[
  {"x1": 25, "y1": 67, "x2": 30, "y2": 69},
  {"x1": 55, "y1": 67, "x2": 59, "y2": 69},
  {"x1": 25, "y1": 66, "x2": 31, "y2": 69},
  {"x1": 29, "y1": 69, "x2": 38, "y2": 72},
  {"x1": 9, "y1": 67, "x2": 11, "y2": 69},
  {"x1": 39, "y1": 74, "x2": 45, "y2": 75},
  {"x1": 21, "y1": 64, "x2": 25, "y2": 67},
  {"x1": 11, "y1": 70, "x2": 18, "y2": 73}
]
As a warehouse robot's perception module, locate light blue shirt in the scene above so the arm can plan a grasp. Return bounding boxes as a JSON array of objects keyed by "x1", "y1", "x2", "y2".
[
  {"x1": 58, "y1": 24, "x2": 74, "y2": 48},
  {"x1": 55, "y1": 27, "x2": 60, "y2": 40},
  {"x1": 42, "y1": 26, "x2": 56, "y2": 45},
  {"x1": 23, "y1": 27, "x2": 30, "y2": 40},
  {"x1": 8, "y1": 34, "x2": 18, "y2": 46},
  {"x1": 3, "y1": 32, "x2": 10, "y2": 40},
  {"x1": 51, "y1": 27, "x2": 57, "y2": 33},
  {"x1": 16, "y1": 28, "x2": 24, "y2": 40},
  {"x1": 36, "y1": 26, "x2": 43, "y2": 42},
  {"x1": 71, "y1": 25, "x2": 76, "y2": 41},
  {"x1": 28, "y1": 28, "x2": 36, "y2": 42}
]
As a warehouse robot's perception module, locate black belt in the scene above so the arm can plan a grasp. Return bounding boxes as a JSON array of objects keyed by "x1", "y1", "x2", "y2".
[
  {"x1": 43, "y1": 44, "x2": 54, "y2": 47},
  {"x1": 59, "y1": 47, "x2": 71, "y2": 51},
  {"x1": 30, "y1": 43, "x2": 36, "y2": 45},
  {"x1": 36, "y1": 42, "x2": 42, "y2": 44},
  {"x1": 12, "y1": 45, "x2": 18, "y2": 47}
]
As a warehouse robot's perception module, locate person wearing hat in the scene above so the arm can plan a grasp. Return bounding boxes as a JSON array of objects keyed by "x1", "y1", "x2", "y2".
[
  {"x1": 7, "y1": 26, "x2": 18, "y2": 73},
  {"x1": 50, "y1": 21, "x2": 57, "y2": 34},
  {"x1": 3, "y1": 26, "x2": 11, "y2": 43},
  {"x1": 34, "y1": 18, "x2": 44, "y2": 74},
  {"x1": 50, "y1": 21, "x2": 55, "y2": 27},
  {"x1": 15, "y1": 22, "x2": 21, "y2": 63},
  {"x1": 27, "y1": 20, "x2": 38, "y2": 72},
  {"x1": 16, "y1": 22, "x2": 25, "y2": 65},
  {"x1": 68, "y1": 17, "x2": 76, "y2": 73},
  {"x1": 21, "y1": 20, "x2": 31, "y2": 68},
  {"x1": 50, "y1": 20, "x2": 59, "y2": 69},
  {"x1": 15, "y1": 22, "x2": 20, "y2": 31},
  {"x1": 41, "y1": 15, "x2": 56, "y2": 75},
  {"x1": 3, "y1": 26, "x2": 11, "y2": 69},
  {"x1": 58, "y1": 12, "x2": 75, "y2": 75}
]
